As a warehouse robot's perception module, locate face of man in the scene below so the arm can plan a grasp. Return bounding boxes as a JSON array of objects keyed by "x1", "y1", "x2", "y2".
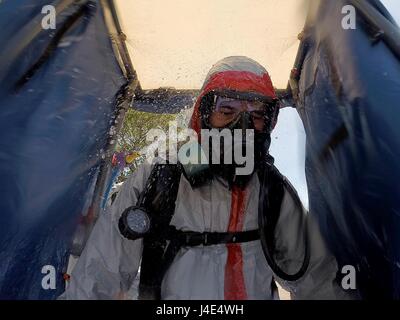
[{"x1": 208, "y1": 97, "x2": 267, "y2": 132}]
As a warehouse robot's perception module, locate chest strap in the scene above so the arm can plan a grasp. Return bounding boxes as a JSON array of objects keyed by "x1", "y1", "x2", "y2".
[{"x1": 168, "y1": 227, "x2": 260, "y2": 247}]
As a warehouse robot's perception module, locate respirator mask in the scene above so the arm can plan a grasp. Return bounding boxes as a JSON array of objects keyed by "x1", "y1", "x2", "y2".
[{"x1": 181, "y1": 91, "x2": 279, "y2": 189}]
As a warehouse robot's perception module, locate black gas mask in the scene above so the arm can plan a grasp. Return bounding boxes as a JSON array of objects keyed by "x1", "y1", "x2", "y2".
[{"x1": 193, "y1": 91, "x2": 278, "y2": 189}]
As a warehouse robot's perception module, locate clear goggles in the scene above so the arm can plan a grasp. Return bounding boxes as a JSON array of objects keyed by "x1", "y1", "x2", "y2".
[{"x1": 212, "y1": 96, "x2": 277, "y2": 122}]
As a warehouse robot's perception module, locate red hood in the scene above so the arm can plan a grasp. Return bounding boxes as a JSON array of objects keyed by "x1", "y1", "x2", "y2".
[{"x1": 189, "y1": 56, "x2": 277, "y2": 135}]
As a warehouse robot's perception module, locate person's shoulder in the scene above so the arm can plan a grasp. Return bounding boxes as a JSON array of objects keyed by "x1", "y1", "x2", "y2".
[
  {"x1": 125, "y1": 157, "x2": 165, "y2": 185},
  {"x1": 108, "y1": 157, "x2": 165, "y2": 213}
]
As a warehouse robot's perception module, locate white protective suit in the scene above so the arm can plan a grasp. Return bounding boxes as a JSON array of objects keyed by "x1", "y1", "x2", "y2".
[{"x1": 62, "y1": 56, "x2": 355, "y2": 300}]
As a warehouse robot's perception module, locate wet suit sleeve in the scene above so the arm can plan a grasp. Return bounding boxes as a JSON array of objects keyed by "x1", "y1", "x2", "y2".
[{"x1": 61, "y1": 162, "x2": 154, "y2": 300}]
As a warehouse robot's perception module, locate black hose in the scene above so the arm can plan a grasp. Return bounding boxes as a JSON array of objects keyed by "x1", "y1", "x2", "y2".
[{"x1": 258, "y1": 164, "x2": 310, "y2": 282}]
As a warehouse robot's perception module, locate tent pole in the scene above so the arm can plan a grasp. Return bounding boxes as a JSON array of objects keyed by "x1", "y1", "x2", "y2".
[{"x1": 71, "y1": 0, "x2": 140, "y2": 257}]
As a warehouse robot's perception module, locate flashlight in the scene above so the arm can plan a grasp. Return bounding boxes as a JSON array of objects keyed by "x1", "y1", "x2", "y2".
[{"x1": 118, "y1": 206, "x2": 151, "y2": 240}]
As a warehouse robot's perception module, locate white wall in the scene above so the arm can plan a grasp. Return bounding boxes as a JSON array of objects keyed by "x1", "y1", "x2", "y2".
[
  {"x1": 381, "y1": 0, "x2": 400, "y2": 24},
  {"x1": 270, "y1": 108, "x2": 309, "y2": 209}
]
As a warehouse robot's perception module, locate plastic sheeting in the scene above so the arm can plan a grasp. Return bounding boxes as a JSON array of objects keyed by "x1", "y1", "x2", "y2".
[
  {"x1": 297, "y1": 0, "x2": 400, "y2": 299},
  {"x1": 0, "y1": 1, "x2": 126, "y2": 299},
  {"x1": 114, "y1": 0, "x2": 307, "y2": 89}
]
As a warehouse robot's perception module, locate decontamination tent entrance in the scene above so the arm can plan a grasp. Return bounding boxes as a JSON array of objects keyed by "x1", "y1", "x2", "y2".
[{"x1": 0, "y1": 0, "x2": 400, "y2": 300}]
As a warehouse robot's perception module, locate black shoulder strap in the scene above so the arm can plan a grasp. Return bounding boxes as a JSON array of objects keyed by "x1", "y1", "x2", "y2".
[
  {"x1": 137, "y1": 163, "x2": 182, "y2": 300},
  {"x1": 137, "y1": 161, "x2": 309, "y2": 299}
]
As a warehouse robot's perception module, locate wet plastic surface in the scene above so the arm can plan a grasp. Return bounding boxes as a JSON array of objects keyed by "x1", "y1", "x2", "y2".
[
  {"x1": 298, "y1": 0, "x2": 400, "y2": 299},
  {"x1": 0, "y1": 1, "x2": 125, "y2": 299}
]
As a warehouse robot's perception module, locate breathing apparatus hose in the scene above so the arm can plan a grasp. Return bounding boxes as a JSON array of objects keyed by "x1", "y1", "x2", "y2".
[{"x1": 258, "y1": 165, "x2": 310, "y2": 282}]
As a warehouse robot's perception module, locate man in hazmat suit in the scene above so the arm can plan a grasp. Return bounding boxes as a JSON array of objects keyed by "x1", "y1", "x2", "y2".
[{"x1": 62, "y1": 56, "x2": 356, "y2": 300}]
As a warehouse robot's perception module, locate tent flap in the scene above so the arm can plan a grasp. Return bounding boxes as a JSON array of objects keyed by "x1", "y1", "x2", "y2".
[
  {"x1": 0, "y1": 0, "x2": 127, "y2": 299},
  {"x1": 297, "y1": 0, "x2": 400, "y2": 299}
]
